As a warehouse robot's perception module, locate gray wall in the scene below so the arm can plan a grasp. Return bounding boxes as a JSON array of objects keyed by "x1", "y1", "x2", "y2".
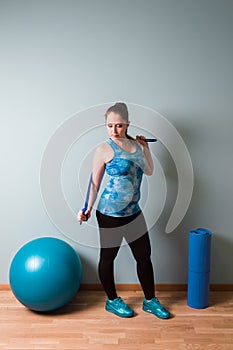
[{"x1": 1, "y1": 0, "x2": 233, "y2": 285}]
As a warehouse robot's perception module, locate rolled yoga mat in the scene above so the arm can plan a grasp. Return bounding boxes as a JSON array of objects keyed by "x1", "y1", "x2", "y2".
[{"x1": 187, "y1": 228, "x2": 212, "y2": 309}]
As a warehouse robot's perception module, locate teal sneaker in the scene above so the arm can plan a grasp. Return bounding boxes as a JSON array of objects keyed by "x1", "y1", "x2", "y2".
[
  {"x1": 142, "y1": 297, "x2": 171, "y2": 319},
  {"x1": 106, "y1": 297, "x2": 134, "y2": 318}
]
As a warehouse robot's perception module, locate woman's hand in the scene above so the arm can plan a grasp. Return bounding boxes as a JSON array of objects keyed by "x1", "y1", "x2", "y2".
[
  {"x1": 136, "y1": 135, "x2": 149, "y2": 148},
  {"x1": 77, "y1": 209, "x2": 91, "y2": 223}
]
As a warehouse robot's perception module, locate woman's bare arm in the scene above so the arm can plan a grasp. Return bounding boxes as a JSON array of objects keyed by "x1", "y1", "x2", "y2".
[
  {"x1": 136, "y1": 135, "x2": 154, "y2": 176},
  {"x1": 77, "y1": 143, "x2": 113, "y2": 222}
]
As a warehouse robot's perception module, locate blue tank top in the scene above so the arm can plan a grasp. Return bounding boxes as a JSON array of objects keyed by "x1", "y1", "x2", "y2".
[{"x1": 97, "y1": 138, "x2": 146, "y2": 217}]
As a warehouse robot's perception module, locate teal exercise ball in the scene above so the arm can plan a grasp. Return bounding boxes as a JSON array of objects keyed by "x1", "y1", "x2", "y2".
[{"x1": 9, "y1": 237, "x2": 82, "y2": 312}]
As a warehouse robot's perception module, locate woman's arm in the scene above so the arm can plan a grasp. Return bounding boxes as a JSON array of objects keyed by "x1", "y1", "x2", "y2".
[
  {"x1": 136, "y1": 135, "x2": 154, "y2": 176},
  {"x1": 77, "y1": 143, "x2": 113, "y2": 222},
  {"x1": 86, "y1": 145, "x2": 106, "y2": 212}
]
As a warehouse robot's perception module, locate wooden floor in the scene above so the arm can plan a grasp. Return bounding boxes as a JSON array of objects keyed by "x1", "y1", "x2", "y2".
[{"x1": 0, "y1": 289, "x2": 232, "y2": 350}]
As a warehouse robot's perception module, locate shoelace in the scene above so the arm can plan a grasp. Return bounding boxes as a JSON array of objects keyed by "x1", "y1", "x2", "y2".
[
  {"x1": 115, "y1": 297, "x2": 123, "y2": 304},
  {"x1": 114, "y1": 297, "x2": 127, "y2": 308},
  {"x1": 151, "y1": 298, "x2": 166, "y2": 310}
]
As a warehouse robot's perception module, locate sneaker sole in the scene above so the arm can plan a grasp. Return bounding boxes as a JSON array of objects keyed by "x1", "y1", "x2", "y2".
[{"x1": 106, "y1": 307, "x2": 134, "y2": 318}]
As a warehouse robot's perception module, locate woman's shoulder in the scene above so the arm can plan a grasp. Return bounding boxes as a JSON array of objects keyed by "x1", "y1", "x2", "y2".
[
  {"x1": 96, "y1": 141, "x2": 112, "y2": 152},
  {"x1": 94, "y1": 141, "x2": 114, "y2": 162}
]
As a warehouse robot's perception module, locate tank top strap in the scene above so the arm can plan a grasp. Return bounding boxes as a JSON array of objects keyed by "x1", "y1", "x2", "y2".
[
  {"x1": 134, "y1": 141, "x2": 142, "y2": 153},
  {"x1": 106, "y1": 138, "x2": 143, "y2": 157},
  {"x1": 106, "y1": 138, "x2": 122, "y2": 154}
]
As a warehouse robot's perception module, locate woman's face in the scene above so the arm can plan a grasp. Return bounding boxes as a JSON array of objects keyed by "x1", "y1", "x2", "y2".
[{"x1": 106, "y1": 112, "x2": 129, "y2": 140}]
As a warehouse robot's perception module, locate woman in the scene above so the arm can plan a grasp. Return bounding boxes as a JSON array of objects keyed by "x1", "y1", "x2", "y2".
[{"x1": 77, "y1": 102, "x2": 170, "y2": 319}]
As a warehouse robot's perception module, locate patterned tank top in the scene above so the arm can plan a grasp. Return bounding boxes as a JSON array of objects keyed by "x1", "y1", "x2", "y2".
[{"x1": 97, "y1": 138, "x2": 146, "y2": 217}]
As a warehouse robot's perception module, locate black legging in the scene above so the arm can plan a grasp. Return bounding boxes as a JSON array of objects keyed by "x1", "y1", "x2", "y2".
[{"x1": 96, "y1": 210, "x2": 155, "y2": 300}]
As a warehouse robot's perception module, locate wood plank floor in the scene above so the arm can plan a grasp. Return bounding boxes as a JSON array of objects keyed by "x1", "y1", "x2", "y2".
[{"x1": 0, "y1": 290, "x2": 232, "y2": 350}]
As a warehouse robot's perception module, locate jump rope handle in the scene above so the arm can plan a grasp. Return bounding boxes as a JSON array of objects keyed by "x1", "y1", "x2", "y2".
[
  {"x1": 81, "y1": 206, "x2": 89, "y2": 223},
  {"x1": 145, "y1": 138, "x2": 157, "y2": 142}
]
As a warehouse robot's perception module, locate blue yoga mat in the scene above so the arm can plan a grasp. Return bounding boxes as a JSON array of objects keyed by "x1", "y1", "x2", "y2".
[
  {"x1": 187, "y1": 228, "x2": 212, "y2": 309},
  {"x1": 188, "y1": 271, "x2": 210, "y2": 309},
  {"x1": 188, "y1": 228, "x2": 212, "y2": 273}
]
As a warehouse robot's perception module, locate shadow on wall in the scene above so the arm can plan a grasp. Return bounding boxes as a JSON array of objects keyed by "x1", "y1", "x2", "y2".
[
  {"x1": 77, "y1": 250, "x2": 99, "y2": 285},
  {"x1": 153, "y1": 118, "x2": 195, "y2": 233}
]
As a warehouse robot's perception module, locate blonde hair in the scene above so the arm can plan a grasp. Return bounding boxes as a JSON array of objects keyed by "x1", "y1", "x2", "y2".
[
  {"x1": 105, "y1": 102, "x2": 134, "y2": 140},
  {"x1": 105, "y1": 102, "x2": 129, "y2": 122}
]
